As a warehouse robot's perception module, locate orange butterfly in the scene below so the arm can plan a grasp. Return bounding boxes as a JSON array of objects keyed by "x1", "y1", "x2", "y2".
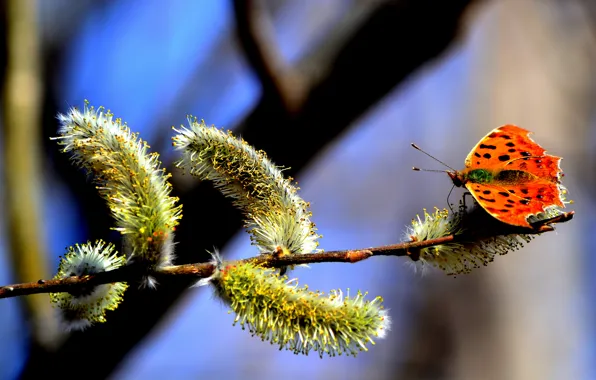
[{"x1": 414, "y1": 125, "x2": 567, "y2": 228}]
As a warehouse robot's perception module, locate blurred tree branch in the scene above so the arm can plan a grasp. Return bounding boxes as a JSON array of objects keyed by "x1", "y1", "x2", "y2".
[
  {"x1": 2, "y1": 0, "x2": 61, "y2": 348},
  {"x1": 236, "y1": 0, "x2": 480, "y2": 173},
  {"x1": 232, "y1": 0, "x2": 306, "y2": 113}
]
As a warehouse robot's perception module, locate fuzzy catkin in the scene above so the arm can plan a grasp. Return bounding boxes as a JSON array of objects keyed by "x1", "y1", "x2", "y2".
[
  {"x1": 55, "y1": 102, "x2": 182, "y2": 269},
  {"x1": 405, "y1": 206, "x2": 559, "y2": 275},
  {"x1": 173, "y1": 119, "x2": 320, "y2": 256},
  {"x1": 211, "y1": 262, "x2": 390, "y2": 357},
  {"x1": 50, "y1": 240, "x2": 128, "y2": 331}
]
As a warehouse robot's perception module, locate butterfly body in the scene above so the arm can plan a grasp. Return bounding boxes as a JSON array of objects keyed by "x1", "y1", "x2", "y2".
[
  {"x1": 449, "y1": 168, "x2": 536, "y2": 186},
  {"x1": 448, "y1": 125, "x2": 566, "y2": 228}
]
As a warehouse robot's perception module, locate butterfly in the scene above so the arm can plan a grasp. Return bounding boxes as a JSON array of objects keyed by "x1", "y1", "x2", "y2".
[{"x1": 414, "y1": 125, "x2": 568, "y2": 228}]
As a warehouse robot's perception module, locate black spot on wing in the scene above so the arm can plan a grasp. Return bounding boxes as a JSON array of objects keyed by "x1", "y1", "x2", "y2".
[
  {"x1": 478, "y1": 196, "x2": 496, "y2": 203},
  {"x1": 520, "y1": 151, "x2": 531, "y2": 157},
  {"x1": 498, "y1": 155, "x2": 510, "y2": 162},
  {"x1": 483, "y1": 153, "x2": 491, "y2": 159},
  {"x1": 506, "y1": 142, "x2": 515, "y2": 147},
  {"x1": 508, "y1": 148, "x2": 516, "y2": 153},
  {"x1": 479, "y1": 144, "x2": 497, "y2": 150},
  {"x1": 498, "y1": 191, "x2": 509, "y2": 197},
  {"x1": 474, "y1": 152, "x2": 481, "y2": 158}
]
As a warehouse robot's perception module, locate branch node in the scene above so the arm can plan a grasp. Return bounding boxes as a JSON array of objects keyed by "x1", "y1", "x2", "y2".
[{"x1": 347, "y1": 250, "x2": 373, "y2": 263}]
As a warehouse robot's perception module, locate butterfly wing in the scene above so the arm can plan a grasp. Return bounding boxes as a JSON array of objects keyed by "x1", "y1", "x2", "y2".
[
  {"x1": 464, "y1": 124, "x2": 561, "y2": 180},
  {"x1": 465, "y1": 125, "x2": 536, "y2": 165},
  {"x1": 464, "y1": 180, "x2": 563, "y2": 227}
]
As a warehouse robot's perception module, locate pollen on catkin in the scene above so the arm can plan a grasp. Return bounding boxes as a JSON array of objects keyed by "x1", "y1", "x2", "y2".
[
  {"x1": 172, "y1": 119, "x2": 320, "y2": 256},
  {"x1": 209, "y1": 261, "x2": 390, "y2": 358},
  {"x1": 406, "y1": 206, "x2": 538, "y2": 275},
  {"x1": 50, "y1": 240, "x2": 128, "y2": 331},
  {"x1": 54, "y1": 102, "x2": 183, "y2": 272}
]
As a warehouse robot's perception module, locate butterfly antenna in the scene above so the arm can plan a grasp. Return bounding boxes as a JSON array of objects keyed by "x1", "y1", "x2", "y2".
[
  {"x1": 412, "y1": 167, "x2": 448, "y2": 173},
  {"x1": 411, "y1": 143, "x2": 456, "y2": 171}
]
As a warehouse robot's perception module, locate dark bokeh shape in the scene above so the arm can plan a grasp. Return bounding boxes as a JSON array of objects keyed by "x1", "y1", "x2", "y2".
[
  {"x1": 236, "y1": 0, "x2": 476, "y2": 171},
  {"x1": 18, "y1": 0, "x2": 477, "y2": 378}
]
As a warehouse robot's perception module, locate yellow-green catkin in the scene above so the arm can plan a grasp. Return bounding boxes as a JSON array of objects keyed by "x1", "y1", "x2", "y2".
[
  {"x1": 50, "y1": 240, "x2": 128, "y2": 331},
  {"x1": 172, "y1": 119, "x2": 320, "y2": 256},
  {"x1": 54, "y1": 102, "x2": 182, "y2": 272},
  {"x1": 211, "y1": 262, "x2": 390, "y2": 357}
]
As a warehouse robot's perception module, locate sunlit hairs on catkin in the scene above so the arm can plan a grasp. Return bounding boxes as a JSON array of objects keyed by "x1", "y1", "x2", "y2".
[
  {"x1": 54, "y1": 102, "x2": 183, "y2": 287},
  {"x1": 199, "y1": 251, "x2": 390, "y2": 357},
  {"x1": 50, "y1": 240, "x2": 128, "y2": 331},
  {"x1": 172, "y1": 119, "x2": 321, "y2": 262},
  {"x1": 405, "y1": 200, "x2": 567, "y2": 275}
]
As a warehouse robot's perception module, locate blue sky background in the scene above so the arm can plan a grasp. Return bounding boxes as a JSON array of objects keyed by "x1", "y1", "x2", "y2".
[{"x1": 0, "y1": 1, "x2": 592, "y2": 379}]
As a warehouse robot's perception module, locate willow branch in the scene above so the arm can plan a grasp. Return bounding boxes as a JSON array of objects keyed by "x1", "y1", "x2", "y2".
[{"x1": 0, "y1": 211, "x2": 572, "y2": 300}]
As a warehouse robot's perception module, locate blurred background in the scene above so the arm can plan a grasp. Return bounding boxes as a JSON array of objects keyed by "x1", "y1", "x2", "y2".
[{"x1": 0, "y1": 0, "x2": 594, "y2": 379}]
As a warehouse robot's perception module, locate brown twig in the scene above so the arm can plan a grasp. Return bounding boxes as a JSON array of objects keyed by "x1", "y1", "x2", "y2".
[{"x1": 0, "y1": 211, "x2": 573, "y2": 300}]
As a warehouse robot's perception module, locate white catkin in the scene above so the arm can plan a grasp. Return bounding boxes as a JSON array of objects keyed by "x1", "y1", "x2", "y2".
[
  {"x1": 50, "y1": 240, "x2": 128, "y2": 331},
  {"x1": 406, "y1": 207, "x2": 545, "y2": 275}
]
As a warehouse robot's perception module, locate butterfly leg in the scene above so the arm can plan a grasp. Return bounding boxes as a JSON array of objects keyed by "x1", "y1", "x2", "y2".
[
  {"x1": 461, "y1": 191, "x2": 476, "y2": 211},
  {"x1": 446, "y1": 184, "x2": 456, "y2": 213}
]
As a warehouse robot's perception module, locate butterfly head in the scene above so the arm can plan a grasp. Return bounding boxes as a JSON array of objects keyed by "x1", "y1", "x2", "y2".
[
  {"x1": 411, "y1": 142, "x2": 467, "y2": 188},
  {"x1": 447, "y1": 170, "x2": 466, "y2": 188}
]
